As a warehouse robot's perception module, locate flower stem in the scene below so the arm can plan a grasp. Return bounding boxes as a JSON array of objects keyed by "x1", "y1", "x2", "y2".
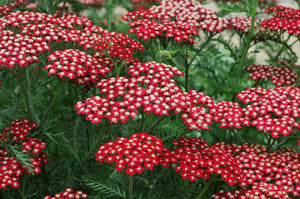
[
  {"x1": 0, "y1": 85, "x2": 26, "y2": 111},
  {"x1": 129, "y1": 175, "x2": 134, "y2": 199},
  {"x1": 235, "y1": 0, "x2": 258, "y2": 87},
  {"x1": 195, "y1": 174, "x2": 217, "y2": 199},
  {"x1": 37, "y1": 82, "x2": 66, "y2": 133}
]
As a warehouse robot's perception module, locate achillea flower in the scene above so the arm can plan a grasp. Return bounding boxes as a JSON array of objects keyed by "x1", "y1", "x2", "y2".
[
  {"x1": 0, "y1": 11, "x2": 143, "y2": 87},
  {"x1": 0, "y1": 119, "x2": 48, "y2": 189},
  {"x1": 123, "y1": 0, "x2": 228, "y2": 43},
  {"x1": 237, "y1": 86, "x2": 300, "y2": 138},
  {"x1": 149, "y1": 0, "x2": 228, "y2": 32},
  {"x1": 124, "y1": 10, "x2": 198, "y2": 43},
  {"x1": 43, "y1": 188, "x2": 88, "y2": 199},
  {"x1": 261, "y1": 5, "x2": 300, "y2": 35},
  {"x1": 95, "y1": 133, "x2": 165, "y2": 175},
  {"x1": 246, "y1": 62, "x2": 298, "y2": 87},
  {"x1": 45, "y1": 49, "x2": 111, "y2": 85},
  {"x1": 229, "y1": 16, "x2": 258, "y2": 33},
  {"x1": 78, "y1": 25, "x2": 144, "y2": 61},
  {"x1": 161, "y1": 138, "x2": 243, "y2": 184},
  {"x1": 0, "y1": 34, "x2": 50, "y2": 68},
  {"x1": 212, "y1": 144, "x2": 300, "y2": 199},
  {"x1": 76, "y1": 61, "x2": 213, "y2": 129},
  {"x1": 210, "y1": 101, "x2": 250, "y2": 129},
  {"x1": 0, "y1": 0, "x2": 26, "y2": 17}
]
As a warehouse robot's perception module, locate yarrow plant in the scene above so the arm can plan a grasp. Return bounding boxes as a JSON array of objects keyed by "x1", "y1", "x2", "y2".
[
  {"x1": 0, "y1": 119, "x2": 48, "y2": 189},
  {"x1": 0, "y1": 0, "x2": 299, "y2": 199}
]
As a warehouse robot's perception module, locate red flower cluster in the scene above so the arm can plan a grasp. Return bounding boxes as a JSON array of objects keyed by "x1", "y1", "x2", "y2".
[
  {"x1": 0, "y1": 119, "x2": 48, "y2": 189},
  {"x1": 0, "y1": 34, "x2": 50, "y2": 68},
  {"x1": 237, "y1": 86, "x2": 300, "y2": 138},
  {"x1": 43, "y1": 188, "x2": 88, "y2": 199},
  {"x1": 123, "y1": 10, "x2": 198, "y2": 43},
  {"x1": 160, "y1": 137, "x2": 243, "y2": 184},
  {"x1": 149, "y1": 0, "x2": 228, "y2": 32},
  {"x1": 261, "y1": 5, "x2": 300, "y2": 35},
  {"x1": 229, "y1": 16, "x2": 258, "y2": 33},
  {"x1": 179, "y1": 90, "x2": 213, "y2": 130},
  {"x1": 95, "y1": 132, "x2": 165, "y2": 175},
  {"x1": 0, "y1": 0, "x2": 26, "y2": 17},
  {"x1": 212, "y1": 144, "x2": 300, "y2": 199},
  {"x1": 123, "y1": 0, "x2": 229, "y2": 43},
  {"x1": 75, "y1": 61, "x2": 213, "y2": 130},
  {"x1": 246, "y1": 62, "x2": 298, "y2": 87},
  {"x1": 45, "y1": 49, "x2": 111, "y2": 85},
  {"x1": 75, "y1": 61, "x2": 183, "y2": 123},
  {"x1": 210, "y1": 101, "x2": 250, "y2": 129},
  {"x1": 0, "y1": 11, "x2": 143, "y2": 84}
]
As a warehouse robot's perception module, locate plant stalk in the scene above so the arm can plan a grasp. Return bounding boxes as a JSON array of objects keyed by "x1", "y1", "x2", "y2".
[
  {"x1": 195, "y1": 175, "x2": 217, "y2": 199},
  {"x1": 129, "y1": 175, "x2": 133, "y2": 199}
]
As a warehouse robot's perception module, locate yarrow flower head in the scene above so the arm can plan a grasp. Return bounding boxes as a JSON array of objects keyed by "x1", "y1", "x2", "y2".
[
  {"x1": 95, "y1": 132, "x2": 165, "y2": 175},
  {"x1": 160, "y1": 138, "x2": 243, "y2": 184},
  {"x1": 246, "y1": 62, "x2": 299, "y2": 87},
  {"x1": 123, "y1": 0, "x2": 229, "y2": 43},
  {"x1": 228, "y1": 16, "x2": 258, "y2": 34},
  {"x1": 75, "y1": 61, "x2": 214, "y2": 130},
  {"x1": 45, "y1": 49, "x2": 111, "y2": 85},
  {"x1": 210, "y1": 101, "x2": 250, "y2": 129},
  {"x1": 0, "y1": 119, "x2": 48, "y2": 189},
  {"x1": 261, "y1": 5, "x2": 300, "y2": 36},
  {"x1": 212, "y1": 143, "x2": 300, "y2": 199},
  {"x1": 43, "y1": 188, "x2": 88, "y2": 199},
  {"x1": 237, "y1": 86, "x2": 300, "y2": 138},
  {"x1": 0, "y1": 11, "x2": 143, "y2": 82}
]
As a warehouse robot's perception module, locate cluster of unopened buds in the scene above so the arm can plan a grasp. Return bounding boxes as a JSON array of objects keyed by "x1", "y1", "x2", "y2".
[
  {"x1": 95, "y1": 132, "x2": 165, "y2": 175},
  {"x1": 0, "y1": 119, "x2": 48, "y2": 189},
  {"x1": 246, "y1": 62, "x2": 299, "y2": 87},
  {"x1": 43, "y1": 188, "x2": 88, "y2": 199}
]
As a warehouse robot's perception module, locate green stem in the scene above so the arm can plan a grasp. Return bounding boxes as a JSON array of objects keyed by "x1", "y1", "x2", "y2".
[
  {"x1": 235, "y1": 0, "x2": 258, "y2": 86},
  {"x1": 61, "y1": 0, "x2": 67, "y2": 17},
  {"x1": 188, "y1": 33, "x2": 214, "y2": 66},
  {"x1": 145, "y1": 116, "x2": 165, "y2": 132},
  {"x1": 129, "y1": 175, "x2": 133, "y2": 199},
  {"x1": 185, "y1": 54, "x2": 189, "y2": 91},
  {"x1": 170, "y1": 168, "x2": 189, "y2": 198},
  {"x1": 105, "y1": 0, "x2": 114, "y2": 31},
  {"x1": 272, "y1": 34, "x2": 291, "y2": 61},
  {"x1": 37, "y1": 82, "x2": 66, "y2": 131},
  {"x1": 195, "y1": 175, "x2": 217, "y2": 199},
  {"x1": 0, "y1": 86, "x2": 26, "y2": 111},
  {"x1": 230, "y1": 129, "x2": 242, "y2": 145},
  {"x1": 17, "y1": 68, "x2": 34, "y2": 122}
]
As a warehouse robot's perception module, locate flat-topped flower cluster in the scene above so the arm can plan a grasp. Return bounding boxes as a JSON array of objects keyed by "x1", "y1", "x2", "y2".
[{"x1": 96, "y1": 133, "x2": 300, "y2": 198}]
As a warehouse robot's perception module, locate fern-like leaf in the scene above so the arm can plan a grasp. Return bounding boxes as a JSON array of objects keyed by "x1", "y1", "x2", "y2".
[{"x1": 83, "y1": 177, "x2": 126, "y2": 198}]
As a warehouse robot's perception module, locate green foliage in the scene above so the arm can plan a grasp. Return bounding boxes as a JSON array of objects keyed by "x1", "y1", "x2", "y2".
[
  {"x1": 83, "y1": 177, "x2": 126, "y2": 198},
  {"x1": 217, "y1": 0, "x2": 258, "y2": 17}
]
